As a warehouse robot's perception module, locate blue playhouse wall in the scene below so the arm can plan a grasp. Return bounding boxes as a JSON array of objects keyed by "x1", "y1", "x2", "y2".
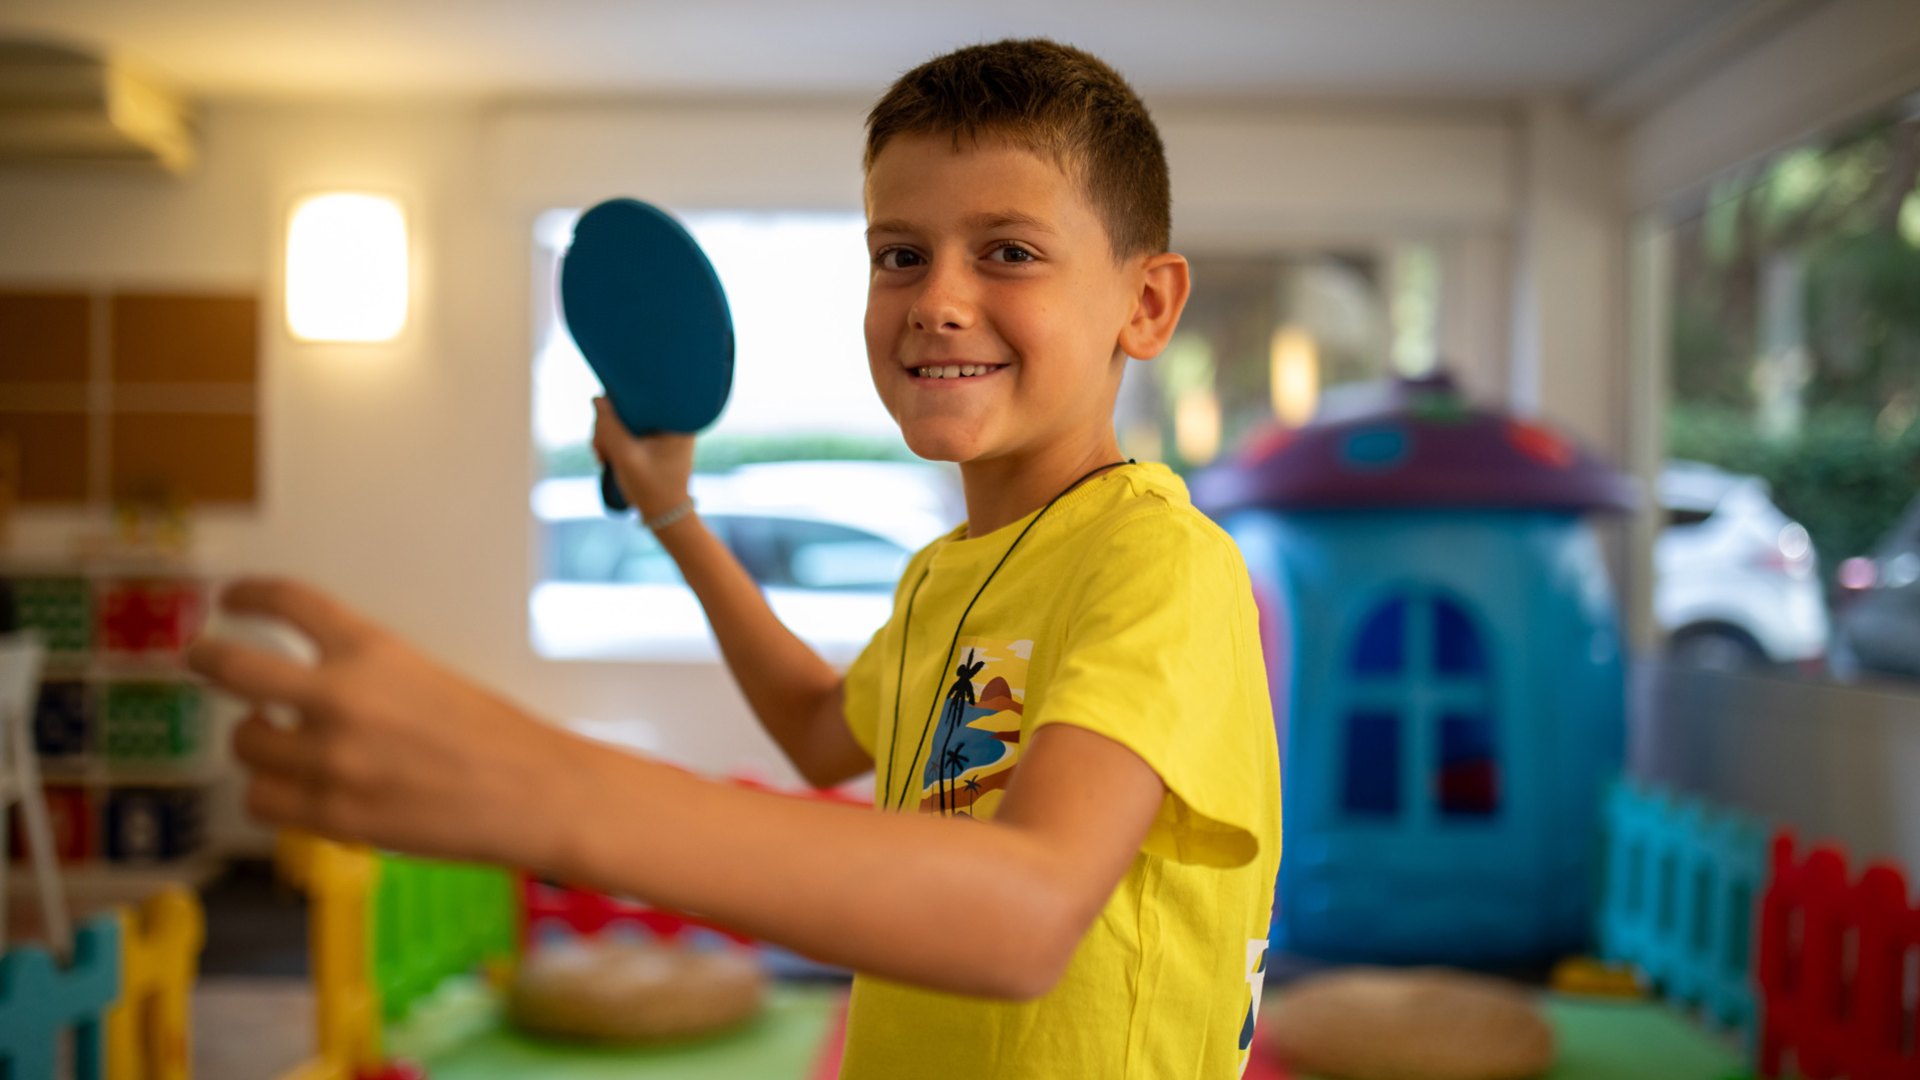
[{"x1": 1225, "y1": 507, "x2": 1625, "y2": 965}]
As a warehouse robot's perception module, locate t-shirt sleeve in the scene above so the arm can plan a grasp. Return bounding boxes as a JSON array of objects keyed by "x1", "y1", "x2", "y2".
[
  {"x1": 1031, "y1": 508, "x2": 1273, "y2": 869},
  {"x1": 841, "y1": 614, "x2": 886, "y2": 759}
]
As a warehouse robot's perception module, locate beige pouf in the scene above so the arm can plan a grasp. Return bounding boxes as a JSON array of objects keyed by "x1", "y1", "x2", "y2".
[
  {"x1": 1262, "y1": 967, "x2": 1555, "y2": 1080},
  {"x1": 507, "y1": 939, "x2": 767, "y2": 1043}
]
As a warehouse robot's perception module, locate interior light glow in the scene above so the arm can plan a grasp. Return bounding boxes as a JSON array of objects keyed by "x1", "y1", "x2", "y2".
[
  {"x1": 1269, "y1": 326, "x2": 1320, "y2": 427},
  {"x1": 286, "y1": 193, "x2": 409, "y2": 342},
  {"x1": 1174, "y1": 388, "x2": 1222, "y2": 466}
]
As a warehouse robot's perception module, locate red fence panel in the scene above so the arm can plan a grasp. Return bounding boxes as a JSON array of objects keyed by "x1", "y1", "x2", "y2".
[{"x1": 1757, "y1": 830, "x2": 1920, "y2": 1079}]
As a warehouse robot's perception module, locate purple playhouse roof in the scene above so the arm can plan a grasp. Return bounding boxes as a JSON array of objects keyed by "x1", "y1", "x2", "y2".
[{"x1": 1190, "y1": 371, "x2": 1637, "y2": 515}]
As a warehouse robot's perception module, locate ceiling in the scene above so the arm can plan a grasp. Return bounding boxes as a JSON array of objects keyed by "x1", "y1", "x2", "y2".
[{"x1": 0, "y1": 0, "x2": 1759, "y2": 103}]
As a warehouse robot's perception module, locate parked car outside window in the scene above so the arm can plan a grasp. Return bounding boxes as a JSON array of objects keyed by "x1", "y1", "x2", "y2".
[
  {"x1": 1830, "y1": 496, "x2": 1920, "y2": 683},
  {"x1": 1654, "y1": 461, "x2": 1829, "y2": 672},
  {"x1": 531, "y1": 462, "x2": 961, "y2": 663}
]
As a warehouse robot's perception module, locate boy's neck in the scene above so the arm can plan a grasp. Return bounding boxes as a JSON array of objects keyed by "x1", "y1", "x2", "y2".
[{"x1": 958, "y1": 437, "x2": 1130, "y2": 539}]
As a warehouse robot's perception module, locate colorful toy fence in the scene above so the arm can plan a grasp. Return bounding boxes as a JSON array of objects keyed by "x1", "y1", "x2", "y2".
[
  {"x1": 0, "y1": 917, "x2": 118, "y2": 1079},
  {"x1": 274, "y1": 832, "x2": 521, "y2": 1080},
  {"x1": 0, "y1": 887, "x2": 202, "y2": 1080},
  {"x1": 373, "y1": 855, "x2": 516, "y2": 1020},
  {"x1": 1757, "y1": 831, "x2": 1920, "y2": 1080},
  {"x1": 108, "y1": 887, "x2": 204, "y2": 1080},
  {"x1": 1599, "y1": 779, "x2": 1767, "y2": 1040}
]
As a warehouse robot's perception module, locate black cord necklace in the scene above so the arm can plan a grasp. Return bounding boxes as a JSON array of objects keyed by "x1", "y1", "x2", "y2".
[{"x1": 883, "y1": 457, "x2": 1135, "y2": 813}]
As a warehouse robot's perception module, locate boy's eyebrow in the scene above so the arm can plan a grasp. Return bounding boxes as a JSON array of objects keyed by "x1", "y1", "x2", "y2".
[{"x1": 865, "y1": 211, "x2": 1058, "y2": 238}]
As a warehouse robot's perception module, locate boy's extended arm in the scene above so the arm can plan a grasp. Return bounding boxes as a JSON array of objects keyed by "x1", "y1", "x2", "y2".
[
  {"x1": 188, "y1": 579, "x2": 1167, "y2": 1000},
  {"x1": 588, "y1": 401, "x2": 869, "y2": 789},
  {"x1": 652, "y1": 513, "x2": 872, "y2": 788}
]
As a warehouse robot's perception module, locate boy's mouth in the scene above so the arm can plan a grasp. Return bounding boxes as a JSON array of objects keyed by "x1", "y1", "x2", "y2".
[{"x1": 911, "y1": 363, "x2": 1008, "y2": 381}]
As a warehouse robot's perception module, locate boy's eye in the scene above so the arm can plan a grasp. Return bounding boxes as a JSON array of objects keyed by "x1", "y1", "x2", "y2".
[
  {"x1": 874, "y1": 247, "x2": 923, "y2": 271},
  {"x1": 990, "y1": 243, "x2": 1036, "y2": 264}
]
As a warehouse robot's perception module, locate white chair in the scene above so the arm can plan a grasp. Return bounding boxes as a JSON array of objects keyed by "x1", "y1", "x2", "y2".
[{"x1": 0, "y1": 630, "x2": 72, "y2": 959}]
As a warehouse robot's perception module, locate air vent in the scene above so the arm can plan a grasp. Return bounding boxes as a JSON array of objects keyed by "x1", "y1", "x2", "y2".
[{"x1": 0, "y1": 40, "x2": 195, "y2": 173}]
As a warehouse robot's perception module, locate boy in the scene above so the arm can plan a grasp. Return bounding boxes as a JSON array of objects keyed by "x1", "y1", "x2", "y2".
[{"x1": 189, "y1": 38, "x2": 1280, "y2": 1078}]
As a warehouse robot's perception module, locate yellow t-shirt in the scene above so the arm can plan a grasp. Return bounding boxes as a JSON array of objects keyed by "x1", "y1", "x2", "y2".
[{"x1": 840, "y1": 461, "x2": 1282, "y2": 1079}]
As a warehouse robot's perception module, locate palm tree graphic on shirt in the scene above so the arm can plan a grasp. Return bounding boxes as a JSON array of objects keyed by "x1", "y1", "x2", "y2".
[{"x1": 933, "y1": 650, "x2": 987, "y2": 815}]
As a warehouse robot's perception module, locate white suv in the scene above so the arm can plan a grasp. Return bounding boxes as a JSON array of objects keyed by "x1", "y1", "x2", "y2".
[
  {"x1": 1655, "y1": 461, "x2": 1829, "y2": 672},
  {"x1": 529, "y1": 461, "x2": 961, "y2": 663}
]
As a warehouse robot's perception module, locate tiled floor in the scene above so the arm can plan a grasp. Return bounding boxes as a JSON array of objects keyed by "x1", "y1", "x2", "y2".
[{"x1": 195, "y1": 977, "x2": 316, "y2": 1080}]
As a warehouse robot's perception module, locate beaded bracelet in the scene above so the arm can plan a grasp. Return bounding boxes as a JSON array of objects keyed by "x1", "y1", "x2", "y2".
[{"x1": 642, "y1": 498, "x2": 696, "y2": 533}]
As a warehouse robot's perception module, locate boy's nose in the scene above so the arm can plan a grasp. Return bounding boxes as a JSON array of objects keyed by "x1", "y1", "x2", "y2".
[{"x1": 908, "y1": 264, "x2": 974, "y2": 332}]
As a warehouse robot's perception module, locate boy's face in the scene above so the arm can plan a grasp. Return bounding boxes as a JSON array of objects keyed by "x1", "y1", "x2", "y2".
[{"x1": 863, "y1": 135, "x2": 1142, "y2": 467}]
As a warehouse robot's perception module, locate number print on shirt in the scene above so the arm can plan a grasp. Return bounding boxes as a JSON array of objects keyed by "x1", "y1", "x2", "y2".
[{"x1": 917, "y1": 636, "x2": 1031, "y2": 818}]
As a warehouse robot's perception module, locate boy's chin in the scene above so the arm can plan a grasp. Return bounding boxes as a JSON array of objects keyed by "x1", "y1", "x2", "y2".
[{"x1": 900, "y1": 427, "x2": 985, "y2": 464}]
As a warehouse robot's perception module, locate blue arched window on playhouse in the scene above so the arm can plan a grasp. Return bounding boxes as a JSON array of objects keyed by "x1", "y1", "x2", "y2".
[{"x1": 1340, "y1": 587, "x2": 1500, "y2": 820}]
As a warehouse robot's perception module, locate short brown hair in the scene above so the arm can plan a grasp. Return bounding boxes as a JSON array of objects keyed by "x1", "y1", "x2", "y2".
[{"x1": 864, "y1": 39, "x2": 1171, "y2": 259}]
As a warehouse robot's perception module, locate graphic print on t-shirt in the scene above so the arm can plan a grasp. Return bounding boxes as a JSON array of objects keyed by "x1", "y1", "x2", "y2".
[{"x1": 917, "y1": 635, "x2": 1030, "y2": 818}]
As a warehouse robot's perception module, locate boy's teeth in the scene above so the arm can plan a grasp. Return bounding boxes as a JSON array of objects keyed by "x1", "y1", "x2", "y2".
[{"x1": 917, "y1": 364, "x2": 998, "y2": 379}]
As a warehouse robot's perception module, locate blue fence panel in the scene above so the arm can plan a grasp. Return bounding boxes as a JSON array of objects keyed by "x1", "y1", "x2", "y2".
[
  {"x1": 1598, "y1": 778, "x2": 1766, "y2": 1042},
  {"x1": 0, "y1": 916, "x2": 121, "y2": 1080}
]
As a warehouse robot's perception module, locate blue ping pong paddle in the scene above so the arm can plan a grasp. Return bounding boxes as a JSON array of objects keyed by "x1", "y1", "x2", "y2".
[{"x1": 560, "y1": 199, "x2": 734, "y2": 512}]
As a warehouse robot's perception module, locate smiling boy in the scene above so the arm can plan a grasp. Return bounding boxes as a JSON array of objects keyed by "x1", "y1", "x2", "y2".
[{"x1": 190, "y1": 38, "x2": 1280, "y2": 1078}]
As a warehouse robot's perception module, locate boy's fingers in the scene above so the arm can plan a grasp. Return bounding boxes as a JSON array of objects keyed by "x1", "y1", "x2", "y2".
[
  {"x1": 230, "y1": 711, "x2": 319, "y2": 780},
  {"x1": 242, "y1": 773, "x2": 323, "y2": 830},
  {"x1": 219, "y1": 578, "x2": 374, "y2": 654},
  {"x1": 186, "y1": 638, "x2": 320, "y2": 708}
]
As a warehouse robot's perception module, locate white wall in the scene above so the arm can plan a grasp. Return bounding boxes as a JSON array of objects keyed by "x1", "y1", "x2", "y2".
[{"x1": 0, "y1": 97, "x2": 1527, "y2": 844}]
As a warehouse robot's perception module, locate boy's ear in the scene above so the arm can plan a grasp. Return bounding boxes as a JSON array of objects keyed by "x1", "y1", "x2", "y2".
[{"x1": 1117, "y1": 253, "x2": 1191, "y2": 361}]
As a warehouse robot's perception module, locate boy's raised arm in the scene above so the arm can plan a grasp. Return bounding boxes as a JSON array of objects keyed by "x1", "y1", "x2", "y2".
[
  {"x1": 188, "y1": 578, "x2": 1166, "y2": 1000},
  {"x1": 590, "y1": 399, "x2": 871, "y2": 788}
]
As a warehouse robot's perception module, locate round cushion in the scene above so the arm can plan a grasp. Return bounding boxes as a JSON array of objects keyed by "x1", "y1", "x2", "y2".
[
  {"x1": 1262, "y1": 967, "x2": 1555, "y2": 1080},
  {"x1": 507, "y1": 939, "x2": 767, "y2": 1043}
]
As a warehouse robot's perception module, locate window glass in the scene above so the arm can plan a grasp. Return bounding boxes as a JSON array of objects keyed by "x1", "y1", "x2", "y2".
[
  {"x1": 1433, "y1": 597, "x2": 1486, "y2": 677},
  {"x1": 1437, "y1": 711, "x2": 1499, "y2": 817},
  {"x1": 1661, "y1": 101, "x2": 1920, "y2": 687},
  {"x1": 1343, "y1": 709, "x2": 1401, "y2": 816},
  {"x1": 1353, "y1": 597, "x2": 1407, "y2": 676}
]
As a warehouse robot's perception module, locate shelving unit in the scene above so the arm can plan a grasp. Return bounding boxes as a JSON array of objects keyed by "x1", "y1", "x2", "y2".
[{"x1": 4, "y1": 552, "x2": 224, "y2": 913}]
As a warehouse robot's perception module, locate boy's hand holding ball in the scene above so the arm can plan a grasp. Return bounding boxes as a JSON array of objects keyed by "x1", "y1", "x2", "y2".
[{"x1": 187, "y1": 579, "x2": 581, "y2": 871}]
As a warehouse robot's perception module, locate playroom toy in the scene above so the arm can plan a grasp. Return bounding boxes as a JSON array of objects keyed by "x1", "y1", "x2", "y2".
[
  {"x1": 1597, "y1": 778, "x2": 1764, "y2": 1040},
  {"x1": 1262, "y1": 967, "x2": 1555, "y2": 1080},
  {"x1": 507, "y1": 937, "x2": 767, "y2": 1042},
  {"x1": 1193, "y1": 371, "x2": 1635, "y2": 965},
  {"x1": 1757, "y1": 830, "x2": 1920, "y2": 1079},
  {"x1": 1545, "y1": 956, "x2": 1646, "y2": 1000},
  {"x1": 0, "y1": 887, "x2": 205, "y2": 1080}
]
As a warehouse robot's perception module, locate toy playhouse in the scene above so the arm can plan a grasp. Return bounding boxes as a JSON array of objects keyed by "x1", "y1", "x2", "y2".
[{"x1": 1194, "y1": 372, "x2": 1637, "y2": 965}]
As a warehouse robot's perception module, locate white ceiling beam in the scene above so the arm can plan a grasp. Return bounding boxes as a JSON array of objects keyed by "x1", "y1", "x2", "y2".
[{"x1": 1586, "y1": 0, "x2": 1829, "y2": 125}]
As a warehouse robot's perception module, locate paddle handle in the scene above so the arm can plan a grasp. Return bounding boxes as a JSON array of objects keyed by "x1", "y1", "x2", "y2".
[{"x1": 600, "y1": 464, "x2": 630, "y2": 513}]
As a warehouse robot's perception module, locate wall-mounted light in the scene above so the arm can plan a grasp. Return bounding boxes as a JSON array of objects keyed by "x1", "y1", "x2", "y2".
[{"x1": 285, "y1": 192, "x2": 409, "y2": 343}]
